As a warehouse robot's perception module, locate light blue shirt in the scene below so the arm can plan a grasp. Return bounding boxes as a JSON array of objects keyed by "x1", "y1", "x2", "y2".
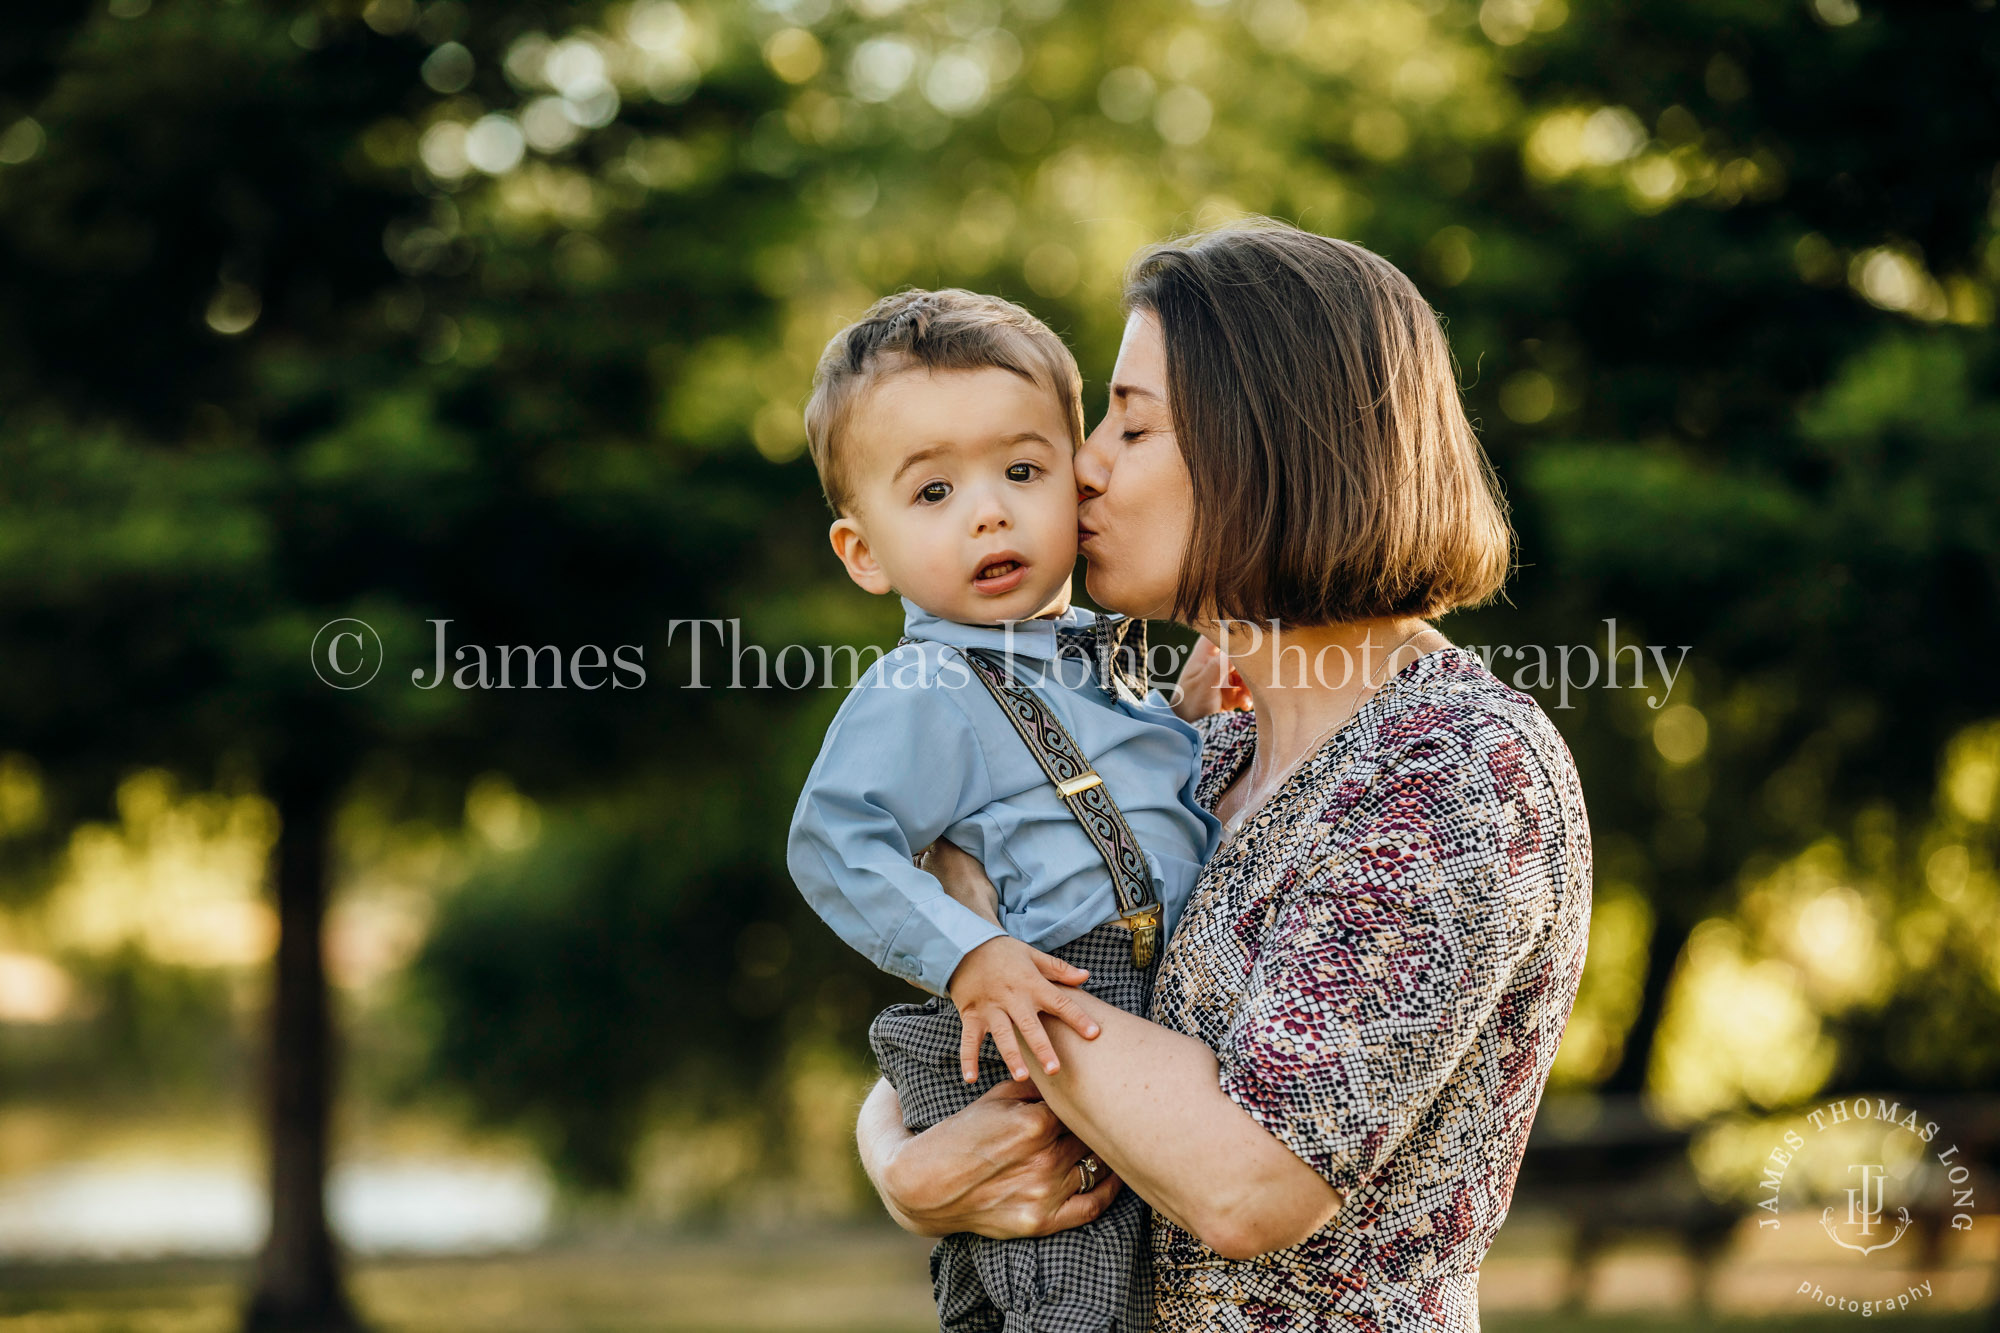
[{"x1": 787, "y1": 597, "x2": 1222, "y2": 996}]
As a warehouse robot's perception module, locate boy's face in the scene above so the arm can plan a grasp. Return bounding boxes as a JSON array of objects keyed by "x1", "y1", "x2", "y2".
[{"x1": 829, "y1": 366, "x2": 1078, "y2": 625}]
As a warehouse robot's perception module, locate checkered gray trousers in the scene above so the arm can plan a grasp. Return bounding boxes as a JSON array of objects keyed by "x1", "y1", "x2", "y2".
[{"x1": 870, "y1": 921, "x2": 1155, "y2": 1333}]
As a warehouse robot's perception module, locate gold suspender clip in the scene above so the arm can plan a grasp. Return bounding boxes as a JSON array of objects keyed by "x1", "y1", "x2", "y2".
[
  {"x1": 1119, "y1": 903, "x2": 1164, "y2": 968},
  {"x1": 1054, "y1": 771, "x2": 1103, "y2": 798}
]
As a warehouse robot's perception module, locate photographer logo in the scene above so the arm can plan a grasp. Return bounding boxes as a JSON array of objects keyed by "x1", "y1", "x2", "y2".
[
  {"x1": 1821, "y1": 1162, "x2": 1911, "y2": 1257},
  {"x1": 1755, "y1": 1095, "x2": 1978, "y2": 1317}
]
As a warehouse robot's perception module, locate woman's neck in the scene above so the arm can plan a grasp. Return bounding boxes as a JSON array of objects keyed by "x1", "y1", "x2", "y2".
[{"x1": 1212, "y1": 616, "x2": 1438, "y2": 762}]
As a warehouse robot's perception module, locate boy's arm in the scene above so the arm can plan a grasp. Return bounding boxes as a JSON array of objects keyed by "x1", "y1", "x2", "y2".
[
  {"x1": 785, "y1": 655, "x2": 1012, "y2": 996},
  {"x1": 790, "y1": 658, "x2": 1101, "y2": 1075},
  {"x1": 916, "y1": 841, "x2": 1100, "y2": 1080}
]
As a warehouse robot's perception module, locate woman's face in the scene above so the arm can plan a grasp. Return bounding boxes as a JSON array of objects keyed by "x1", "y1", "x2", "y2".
[{"x1": 1076, "y1": 310, "x2": 1195, "y2": 622}]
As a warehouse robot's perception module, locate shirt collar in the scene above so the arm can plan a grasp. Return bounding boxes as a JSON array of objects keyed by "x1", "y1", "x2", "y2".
[{"x1": 899, "y1": 595, "x2": 1098, "y2": 664}]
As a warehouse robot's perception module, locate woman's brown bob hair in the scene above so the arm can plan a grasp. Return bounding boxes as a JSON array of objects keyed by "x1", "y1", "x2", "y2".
[{"x1": 1125, "y1": 221, "x2": 1513, "y2": 627}]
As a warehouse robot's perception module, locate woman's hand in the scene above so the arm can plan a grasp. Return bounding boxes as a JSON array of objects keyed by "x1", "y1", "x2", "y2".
[
  {"x1": 858, "y1": 1077, "x2": 1125, "y2": 1240},
  {"x1": 1169, "y1": 634, "x2": 1252, "y2": 722}
]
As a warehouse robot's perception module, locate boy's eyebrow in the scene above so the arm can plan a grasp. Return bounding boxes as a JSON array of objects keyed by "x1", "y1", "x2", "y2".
[
  {"x1": 890, "y1": 443, "x2": 954, "y2": 483},
  {"x1": 890, "y1": 432, "x2": 1055, "y2": 482}
]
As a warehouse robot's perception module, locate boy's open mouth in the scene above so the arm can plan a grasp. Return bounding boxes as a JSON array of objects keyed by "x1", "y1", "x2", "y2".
[{"x1": 972, "y1": 554, "x2": 1029, "y2": 594}]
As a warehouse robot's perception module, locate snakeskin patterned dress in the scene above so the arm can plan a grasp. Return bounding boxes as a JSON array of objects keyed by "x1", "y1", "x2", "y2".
[{"x1": 1148, "y1": 646, "x2": 1592, "y2": 1331}]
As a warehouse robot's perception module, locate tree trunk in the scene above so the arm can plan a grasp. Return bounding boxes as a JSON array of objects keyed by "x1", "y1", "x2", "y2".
[
  {"x1": 1602, "y1": 906, "x2": 1697, "y2": 1096},
  {"x1": 244, "y1": 773, "x2": 361, "y2": 1333}
]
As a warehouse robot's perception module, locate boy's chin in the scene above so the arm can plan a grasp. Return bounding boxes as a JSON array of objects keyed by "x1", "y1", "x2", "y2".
[
  {"x1": 1024, "y1": 575, "x2": 1074, "y2": 620},
  {"x1": 943, "y1": 579, "x2": 1068, "y2": 625}
]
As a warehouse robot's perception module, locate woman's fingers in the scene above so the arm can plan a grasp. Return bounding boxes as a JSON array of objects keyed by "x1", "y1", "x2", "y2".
[
  {"x1": 1040, "y1": 1170, "x2": 1125, "y2": 1234},
  {"x1": 929, "y1": 839, "x2": 1005, "y2": 925},
  {"x1": 977, "y1": 1076, "x2": 1047, "y2": 1106},
  {"x1": 1047, "y1": 1130, "x2": 1115, "y2": 1196},
  {"x1": 1033, "y1": 1129, "x2": 1124, "y2": 1234},
  {"x1": 930, "y1": 838, "x2": 984, "y2": 883}
]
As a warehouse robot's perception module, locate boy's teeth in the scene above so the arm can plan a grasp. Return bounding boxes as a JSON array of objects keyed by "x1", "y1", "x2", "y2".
[{"x1": 979, "y1": 561, "x2": 1018, "y2": 579}]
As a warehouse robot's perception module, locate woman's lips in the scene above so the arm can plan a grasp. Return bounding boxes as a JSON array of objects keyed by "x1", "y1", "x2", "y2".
[{"x1": 973, "y1": 558, "x2": 1028, "y2": 594}]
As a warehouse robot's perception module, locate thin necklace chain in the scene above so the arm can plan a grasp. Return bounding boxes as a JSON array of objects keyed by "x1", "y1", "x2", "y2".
[{"x1": 1220, "y1": 626, "x2": 1440, "y2": 838}]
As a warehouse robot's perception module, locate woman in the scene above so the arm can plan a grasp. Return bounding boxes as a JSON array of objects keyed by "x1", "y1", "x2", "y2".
[{"x1": 858, "y1": 222, "x2": 1593, "y2": 1330}]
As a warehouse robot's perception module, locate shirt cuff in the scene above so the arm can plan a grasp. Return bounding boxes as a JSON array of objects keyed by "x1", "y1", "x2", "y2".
[{"x1": 881, "y1": 897, "x2": 1008, "y2": 997}]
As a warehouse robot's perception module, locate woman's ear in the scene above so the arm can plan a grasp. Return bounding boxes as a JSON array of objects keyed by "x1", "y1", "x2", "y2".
[{"x1": 829, "y1": 516, "x2": 893, "y2": 595}]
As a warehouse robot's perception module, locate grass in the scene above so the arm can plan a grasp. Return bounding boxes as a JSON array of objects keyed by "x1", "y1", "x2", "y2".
[
  {"x1": 0, "y1": 1236, "x2": 1992, "y2": 1333},
  {"x1": 0, "y1": 1231, "x2": 938, "y2": 1333}
]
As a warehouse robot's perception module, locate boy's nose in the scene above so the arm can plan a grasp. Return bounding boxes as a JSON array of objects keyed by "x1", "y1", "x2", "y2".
[{"x1": 971, "y1": 500, "x2": 1011, "y2": 534}]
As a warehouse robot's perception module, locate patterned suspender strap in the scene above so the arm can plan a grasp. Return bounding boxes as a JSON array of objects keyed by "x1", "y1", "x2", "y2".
[{"x1": 957, "y1": 646, "x2": 1165, "y2": 968}]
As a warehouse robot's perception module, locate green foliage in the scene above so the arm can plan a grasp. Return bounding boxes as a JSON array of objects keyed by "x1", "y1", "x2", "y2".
[
  {"x1": 414, "y1": 796, "x2": 905, "y2": 1190},
  {"x1": 415, "y1": 817, "x2": 748, "y2": 1189},
  {"x1": 0, "y1": 947, "x2": 240, "y2": 1100},
  {"x1": 1, "y1": 0, "x2": 1997, "y2": 1187}
]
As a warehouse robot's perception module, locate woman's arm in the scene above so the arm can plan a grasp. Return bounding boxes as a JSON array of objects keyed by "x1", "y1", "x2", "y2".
[
  {"x1": 1024, "y1": 993, "x2": 1343, "y2": 1259},
  {"x1": 857, "y1": 1075, "x2": 1128, "y2": 1239},
  {"x1": 857, "y1": 1079, "x2": 931, "y2": 1235},
  {"x1": 922, "y1": 844, "x2": 1342, "y2": 1260}
]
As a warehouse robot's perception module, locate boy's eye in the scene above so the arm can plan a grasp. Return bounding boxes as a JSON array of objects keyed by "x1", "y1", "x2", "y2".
[
  {"x1": 1005, "y1": 462, "x2": 1040, "y2": 482},
  {"x1": 917, "y1": 481, "x2": 951, "y2": 504}
]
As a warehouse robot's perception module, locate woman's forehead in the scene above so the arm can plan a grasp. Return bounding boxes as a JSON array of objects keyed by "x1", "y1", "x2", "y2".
[{"x1": 1110, "y1": 310, "x2": 1167, "y2": 399}]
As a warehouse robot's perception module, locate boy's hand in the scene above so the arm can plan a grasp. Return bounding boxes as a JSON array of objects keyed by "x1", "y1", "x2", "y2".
[
  {"x1": 947, "y1": 936, "x2": 1100, "y2": 1083},
  {"x1": 1170, "y1": 634, "x2": 1251, "y2": 722}
]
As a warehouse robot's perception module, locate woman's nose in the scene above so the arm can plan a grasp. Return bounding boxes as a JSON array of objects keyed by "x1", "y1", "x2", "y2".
[{"x1": 1076, "y1": 419, "x2": 1112, "y2": 498}]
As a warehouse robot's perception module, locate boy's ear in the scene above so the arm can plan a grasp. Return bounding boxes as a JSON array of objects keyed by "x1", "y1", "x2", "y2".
[{"x1": 829, "y1": 516, "x2": 893, "y2": 596}]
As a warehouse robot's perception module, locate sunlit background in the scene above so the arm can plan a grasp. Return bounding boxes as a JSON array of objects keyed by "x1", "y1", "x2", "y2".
[{"x1": 0, "y1": 0, "x2": 1996, "y2": 1328}]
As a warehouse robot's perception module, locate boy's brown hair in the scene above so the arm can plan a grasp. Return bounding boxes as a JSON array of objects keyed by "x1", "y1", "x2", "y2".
[
  {"x1": 804, "y1": 288, "x2": 1085, "y2": 515},
  {"x1": 1124, "y1": 221, "x2": 1514, "y2": 627}
]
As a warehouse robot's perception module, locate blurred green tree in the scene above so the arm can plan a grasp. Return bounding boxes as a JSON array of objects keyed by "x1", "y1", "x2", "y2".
[
  {"x1": 0, "y1": 5, "x2": 1995, "y2": 1322},
  {"x1": 1443, "y1": 0, "x2": 2000, "y2": 1097},
  {"x1": 0, "y1": 0, "x2": 838, "y2": 1326}
]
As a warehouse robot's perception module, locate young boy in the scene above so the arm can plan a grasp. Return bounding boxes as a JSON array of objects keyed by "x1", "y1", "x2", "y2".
[{"x1": 786, "y1": 288, "x2": 1220, "y2": 1332}]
